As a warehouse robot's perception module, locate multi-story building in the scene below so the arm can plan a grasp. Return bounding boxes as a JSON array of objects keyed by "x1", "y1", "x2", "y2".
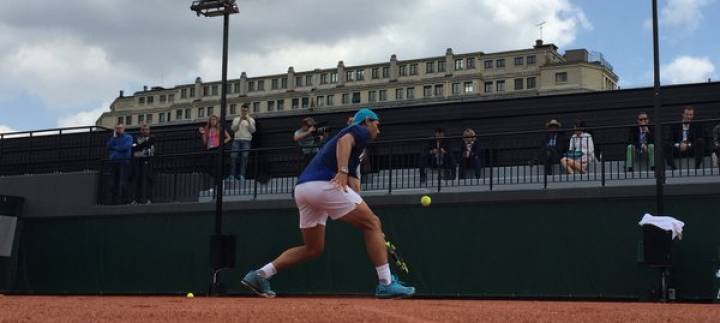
[{"x1": 97, "y1": 40, "x2": 618, "y2": 128}]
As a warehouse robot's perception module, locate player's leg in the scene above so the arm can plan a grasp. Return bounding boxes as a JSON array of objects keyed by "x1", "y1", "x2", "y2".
[
  {"x1": 340, "y1": 202, "x2": 415, "y2": 298},
  {"x1": 269, "y1": 225, "x2": 326, "y2": 272}
]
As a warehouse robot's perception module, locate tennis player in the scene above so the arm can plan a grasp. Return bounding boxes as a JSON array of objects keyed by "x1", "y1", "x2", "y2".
[{"x1": 241, "y1": 108, "x2": 415, "y2": 299}]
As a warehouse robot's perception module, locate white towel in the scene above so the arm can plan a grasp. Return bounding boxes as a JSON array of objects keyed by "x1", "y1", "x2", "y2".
[{"x1": 639, "y1": 213, "x2": 685, "y2": 240}]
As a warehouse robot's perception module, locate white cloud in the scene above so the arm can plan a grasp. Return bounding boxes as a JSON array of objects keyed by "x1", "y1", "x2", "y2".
[
  {"x1": 56, "y1": 106, "x2": 108, "y2": 128},
  {"x1": 661, "y1": 56, "x2": 716, "y2": 84},
  {"x1": 661, "y1": 0, "x2": 714, "y2": 31},
  {"x1": 0, "y1": 125, "x2": 16, "y2": 134}
]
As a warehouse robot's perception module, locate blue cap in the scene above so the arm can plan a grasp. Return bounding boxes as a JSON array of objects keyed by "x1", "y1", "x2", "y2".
[{"x1": 353, "y1": 108, "x2": 379, "y2": 125}]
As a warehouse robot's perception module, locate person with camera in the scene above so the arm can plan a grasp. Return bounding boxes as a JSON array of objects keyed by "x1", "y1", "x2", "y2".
[
  {"x1": 106, "y1": 122, "x2": 133, "y2": 204},
  {"x1": 230, "y1": 103, "x2": 256, "y2": 181},
  {"x1": 294, "y1": 117, "x2": 327, "y2": 167}
]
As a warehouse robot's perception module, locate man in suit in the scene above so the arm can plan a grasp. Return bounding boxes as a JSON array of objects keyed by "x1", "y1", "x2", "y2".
[
  {"x1": 419, "y1": 128, "x2": 456, "y2": 182},
  {"x1": 626, "y1": 112, "x2": 655, "y2": 172},
  {"x1": 667, "y1": 106, "x2": 705, "y2": 169},
  {"x1": 712, "y1": 123, "x2": 720, "y2": 168},
  {"x1": 537, "y1": 119, "x2": 566, "y2": 175},
  {"x1": 459, "y1": 128, "x2": 483, "y2": 179}
]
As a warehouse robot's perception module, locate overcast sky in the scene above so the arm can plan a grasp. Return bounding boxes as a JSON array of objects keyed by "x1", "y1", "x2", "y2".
[{"x1": 0, "y1": 0, "x2": 718, "y2": 133}]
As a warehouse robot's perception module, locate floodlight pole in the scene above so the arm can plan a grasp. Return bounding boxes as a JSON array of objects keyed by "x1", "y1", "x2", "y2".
[
  {"x1": 215, "y1": 8, "x2": 229, "y2": 239},
  {"x1": 651, "y1": 0, "x2": 665, "y2": 215}
]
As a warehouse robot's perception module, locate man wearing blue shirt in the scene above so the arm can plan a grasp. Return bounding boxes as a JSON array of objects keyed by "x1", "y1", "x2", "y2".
[
  {"x1": 242, "y1": 108, "x2": 415, "y2": 299},
  {"x1": 107, "y1": 123, "x2": 133, "y2": 204}
]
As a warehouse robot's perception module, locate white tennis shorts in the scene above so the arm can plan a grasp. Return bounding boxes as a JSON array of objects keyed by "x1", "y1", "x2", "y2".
[{"x1": 294, "y1": 181, "x2": 363, "y2": 229}]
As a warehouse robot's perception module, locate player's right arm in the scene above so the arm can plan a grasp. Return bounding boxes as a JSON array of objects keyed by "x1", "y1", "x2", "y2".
[{"x1": 331, "y1": 133, "x2": 355, "y2": 192}]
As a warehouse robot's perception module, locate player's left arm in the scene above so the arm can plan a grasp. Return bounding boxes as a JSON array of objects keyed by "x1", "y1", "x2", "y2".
[{"x1": 331, "y1": 133, "x2": 355, "y2": 192}]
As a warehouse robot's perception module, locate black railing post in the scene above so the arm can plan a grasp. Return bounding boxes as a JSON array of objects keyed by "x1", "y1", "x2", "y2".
[
  {"x1": 489, "y1": 146, "x2": 494, "y2": 191},
  {"x1": 388, "y1": 144, "x2": 393, "y2": 194},
  {"x1": 601, "y1": 152, "x2": 606, "y2": 187},
  {"x1": 253, "y1": 150, "x2": 259, "y2": 200}
]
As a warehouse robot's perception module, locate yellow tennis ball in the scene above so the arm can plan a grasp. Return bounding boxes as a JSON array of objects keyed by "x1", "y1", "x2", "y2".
[
  {"x1": 420, "y1": 195, "x2": 431, "y2": 207},
  {"x1": 186, "y1": 292, "x2": 194, "y2": 298}
]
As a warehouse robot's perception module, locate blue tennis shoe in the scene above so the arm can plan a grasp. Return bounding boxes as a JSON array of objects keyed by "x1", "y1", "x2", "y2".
[
  {"x1": 241, "y1": 270, "x2": 276, "y2": 298},
  {"x1": 375, "y1": 275, "x2": 415, "y2": 299}
]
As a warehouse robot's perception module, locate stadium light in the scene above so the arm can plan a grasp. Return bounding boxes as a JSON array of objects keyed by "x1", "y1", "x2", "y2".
[
  {"x1": 650, "y1": 0, "x2": 665, "y2": 216},
  {"x1": 191, "y1": 0, "x2": 239, "y2": 296}
]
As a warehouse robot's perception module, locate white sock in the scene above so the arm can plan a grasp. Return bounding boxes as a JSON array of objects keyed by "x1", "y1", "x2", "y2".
[
  {"x1": 258, "y1": 263, "x2": 277, "y2": 279},
  {"x1": 376, "y1": 263, "x2": 392, "y2": 286}
]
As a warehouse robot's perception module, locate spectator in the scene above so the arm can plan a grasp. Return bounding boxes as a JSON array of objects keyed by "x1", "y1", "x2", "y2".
[
  {"x1": 419, "y1": 128, "x2": 456, "y2": 182},
  {"x1": 131, "y1": 124, "x2": 155, "y2": 204},
  {"x1": 199, "y1": 115, "x2": 232, "y2": 182},
  {"x1": 712, "y1": 123, "x2": 719, "y2": 168},
  {"x1": 667, "y1": 106, "x2": 705, "y2": 169},
  {"x1": 294, "y1": 117, "x2": 325, "y2": 167},
  {"x1": 230, "y1": 103, "x2": 256, "y2": 180},
  {"x1": 560, "y1": 120, "x2": 595, "y2": 174},
  {"x1": 626, "y1": 112, "x2": 655, "y2": 172},
  {"x1": 107, "y1": 122, "x2": 133, "y2": 204},
  {"x1": 458, "y1": 128, "x2": 483, "y2": 179},
  {"x1": 535, "y1": 119, "x2": 566, "y2": 175}
]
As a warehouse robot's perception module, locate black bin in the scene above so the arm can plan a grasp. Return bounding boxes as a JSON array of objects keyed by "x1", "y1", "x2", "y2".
[{"x1": 642, "y1": 225, "x2": 673, "y2": 267}]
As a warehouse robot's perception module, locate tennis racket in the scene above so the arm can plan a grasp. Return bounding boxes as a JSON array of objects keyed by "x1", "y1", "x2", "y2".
[{"x1": 385, "y1": 240, "x2": 409, "y2": 274}]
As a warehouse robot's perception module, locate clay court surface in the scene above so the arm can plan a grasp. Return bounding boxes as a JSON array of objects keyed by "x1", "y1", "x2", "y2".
[{"x1": 1, "y1": 295, "x2": 719, "y2": 322}]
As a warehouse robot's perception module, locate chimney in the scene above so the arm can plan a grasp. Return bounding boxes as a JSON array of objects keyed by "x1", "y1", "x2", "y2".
[
  {"x1": 119, "y1": 90, "x2": 124, "y2": 97},
  {"x1": 143, "y1": 85, "x2": 148, "y2": 91},
  {"x1": 535, "y1": 39, "x2": 544, "y2": 47}
]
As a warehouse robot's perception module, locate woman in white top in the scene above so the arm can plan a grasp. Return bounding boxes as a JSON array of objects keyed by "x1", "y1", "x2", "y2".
[{"x1": 560, "y1": 120, "x2": 595, "y2": 174}]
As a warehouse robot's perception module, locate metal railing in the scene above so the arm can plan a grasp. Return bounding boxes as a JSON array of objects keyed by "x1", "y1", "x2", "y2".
[{"x1": 95, "y1": 120, "x2": 720, "y2": 205}]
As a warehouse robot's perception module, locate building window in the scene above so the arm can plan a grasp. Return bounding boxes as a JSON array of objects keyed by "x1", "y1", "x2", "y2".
[
  {"x1": 189, "y1": 88, "x2": 196, "y2": 98},
  {"x1": 159, "y1": 113, "x2": 166, "y2": 123},
  {"x1": 277, "y1": 99, "x2": 285, "y2": 111},
  {"x1": 176, "y1": 109, "x2": 183, "y2": 120},
  {"x1": 514, "y1": 78, "x2": 524, "y2": 90},
  {"x1": 168, "y1": 94, "x2": 175, "y2": 103},
  {"x1": 305, "y1": 75, "x2": 313, "y2": 87},
  {"x1": 496, "y1": 80, "x2": 505, "y2": 92},
  {"x1": 117, "y1": 117, "x2": 123, "y2": 125},
  {"x1": 138, "y1": 114, "x2": 145, "y2": 124},
  {"x1": 423, "y1": 85, "x2": 432, "y2": 97},
  {"x1": 253, "y1": 102, "x2": 260, "y2": 113},
  {"x1": 139, "y1": 97, "x2": 145, "y2": 104},
  {"x1": 207, "y1": 106, "x2": 214, "y2": 117},
  {"x1": 185, "y1": 108, "x2": 191, "y2": 119},
  {"x1": 527, "y1": 77, "x2": 537, "y2": 89},
  {"x1": 147, "y1": 96, "x2": 154, "y2": 104},
  {"x1": 330, "y1": 72, "x2": 338, "y2": 83},
  {"x1": 180, "y1": 89, "x2": 187, "y2": 98},
  {"x1": 199, "y1": 107, "x2": 206, "y2": 118},
  {"x1": 467, "y1": 57, "x2": 475, "y2": 69},
  {"x1": 203, "y1": 85, "x2": 209, "y2": 96},
  {"x1": 464, "y1": 82, "x2": 474, "y2": 94},
  {"x1": 484, "y1": 81, "x2": 493, "y2": 93},
  {"x1": 271, "y1": 78, "x2": 279, "y2": 90},
  {"x1": 452, "y1": 83, "x2": 461, "y2": 95},
  {"x1": 146, "y1": 114, "x2": 153, "y2": 124},
  {"x1": 327, "y1": 95, "x2": 334, "y2": 106},
  {"x1": 248, "y1": 81, "x2": 255, "y2": 92},
  {"x1": 352, "y1": 92, "x2": 361, "y2": 104},
  {"x1": 230, "y1": 104, "x2": 237, "y2": 115},
  {"x1": 382, "y1": 66, "x2": 390, "y2": 78},
  {"x1": 555, "y1": 72, "x2": 568, "y2": 83},
  {"x1": 211, "y1": 85, "x2": 219, "y2": 96},
  {"x1": 409, "y1": 64, "x2": 417, "y2": 75},
  {"x1": 372, "y1": 68, "x2": 379, "y2": 79},
  {"x1": 496, "y1": 59, "x2": 505, "y2": 68},
  {"x1": 125, "y1": 115, "x2": 132, "y2": 125},
  {"x1": 406, "y1": 87, "x2": 415, "y2": 99},
  {"x1": 267, "y1": 101, "x2": 275, "y2": 112},
  {"x1": 399, "y1": 65, "x2": 407, "y2": 76},
  {"x1": 292, "y1": 98, "x2": 300, "y2": 109},
  {"x1": 257, "y1": 80, "x2": 265, "y2": 91},
  {"x1": 346, "y1": 71, "x2": 354, "y2": 82},
  {"x1": 281, "y1": 77, "x2": 288, "y2": 89},
  {"x1": 320, "y1": 73, "x2": 328, "y2": 84},
  {"x1": 455, "y1": 59, "x2": 464, "y2": 70},
  {"x1": 234, "y1": 82, "x2": 241, "y2": 93},
  {"x1": 438, "y1": 60, "x2": 446, "y2": 73},
  {"x1": 295, "y1": 76, "x2": 303, "y2": 87},
  {"x1": 317, "y1": 96, "x2": 325, "y2": 107},
  {"x1": 227, "y1": 83, "x2": 233, "y2": 93},
  {"x1": 527, "y1": 55, "x2": 537, "y2": 65},
  {"x1": 426, "y1": 61, "x2": 435, "y2": 73},
  {"x1": 379, "y1": 89, "x2": 387, "y2": 102},
  {"x1": 514, "y1": 56, "x2": 524, "y2": 66},
  {"x1": 396, "y1": 88, "x2": 404, "y2": 100},
  {"x1": 342, "y1": 93, "x2": 350, "y2": 104},
  {"x1": 368, "y1": 90, "x2": 377, "y2": 103},
  {"x1": 302, "y1": 97, "x2": 310, "y2": 108},
  {"x1": 355, "y1": 69, "x2": 364, "y2": 81},
  {"x1": 160, "y1": 95, "x2": 166, "y2": 103},
  {"x1": 434, "y1": 84, "x2": 444, "y2": 97},
  {"x1": 484, "y1": 60, "x2": 493, "y2": 69}
]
